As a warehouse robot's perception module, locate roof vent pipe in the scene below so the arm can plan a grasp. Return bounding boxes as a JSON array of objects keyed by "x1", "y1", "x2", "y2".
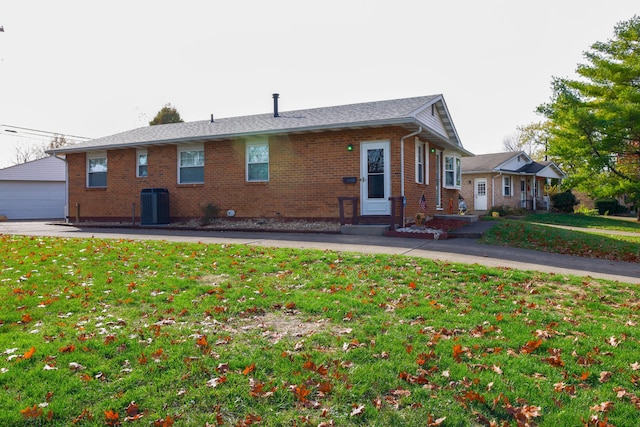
[
  {"x1": 210, "y1": 114, "x2": 214, "y2": 123},
  {"x1": 272, "y1": 93, "x2": 280, "y2": 117}
]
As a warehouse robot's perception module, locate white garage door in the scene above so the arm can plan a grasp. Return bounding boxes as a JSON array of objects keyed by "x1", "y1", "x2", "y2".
[{"x1": 0, "y1": 181, "x2": 65, "y2": 220}]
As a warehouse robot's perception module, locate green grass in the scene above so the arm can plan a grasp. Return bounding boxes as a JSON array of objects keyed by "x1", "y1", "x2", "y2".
[
  {"x1": 524, "y1": 212, "x2": 640, "y2": 232},
  {"x1": 480, "y1": 214, "x2": 640, "y2": 262},
  {"x1": 0, "y1": 234, "x2": 639, "y2": 426}
]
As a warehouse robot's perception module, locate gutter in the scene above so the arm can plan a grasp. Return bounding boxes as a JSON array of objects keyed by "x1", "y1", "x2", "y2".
[
  {"x1": 52, "y1": 152, "x2": 69, "y2": 223},
  {"x1": 400, "y1": 127, "x2": 422, "y2": 204}
]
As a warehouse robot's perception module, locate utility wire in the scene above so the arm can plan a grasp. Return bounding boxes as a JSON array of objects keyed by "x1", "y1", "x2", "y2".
[{"x1": 1, "y1": 124, "x2": 92, "y2": 140}]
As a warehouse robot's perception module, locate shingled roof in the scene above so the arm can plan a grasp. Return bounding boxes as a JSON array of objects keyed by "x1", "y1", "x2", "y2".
[
  {"x1": 50, "y1": 95, "x2": 472, "y2": 155},
  {"x1": 462, "y1": 151, "x2": 566, "y2": 179},
  {"x1": 461, "y1": 152, "x2": 522, "y2": 173}
]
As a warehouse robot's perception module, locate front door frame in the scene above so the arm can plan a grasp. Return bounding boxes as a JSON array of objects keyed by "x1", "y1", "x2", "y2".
[
  {"x1": 360, "y1": 140, "x2": 391, "y2": 216},
  {"x1": 474, "y1": 178, "x2": 488, "y2": 211}
]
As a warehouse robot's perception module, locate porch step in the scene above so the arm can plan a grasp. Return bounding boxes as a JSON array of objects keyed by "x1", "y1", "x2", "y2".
[{"x1": 340, "y1": 224, "x2": 390, "y2": 236}]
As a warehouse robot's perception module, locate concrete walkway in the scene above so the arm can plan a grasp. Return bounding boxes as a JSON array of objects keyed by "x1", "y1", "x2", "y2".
[{"x1": 1, "y1": 221, "x2": 639, "y2": 284}]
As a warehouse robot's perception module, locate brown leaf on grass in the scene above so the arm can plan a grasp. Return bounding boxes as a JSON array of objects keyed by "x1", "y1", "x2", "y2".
[
  {"x1": 599, "y1": 371, "x2": 613, "y2": 383},
  {"x1": 154, "y1": 415, "x2": 174, "y2": 426},
  {"x1": 205, "y1": 376, "x2": 227, "y2": 388},
  {"x1": 452, "y1": 344, "x2": 464, "y2": 362},
  {"x1": 20, "y1": 404, "x2": 43, "y2": 419},
  {"x1": 59, "y1": 344, "x2": 75, "y2": 353},
  {"x1": 22, "y1": 346, "x2": 36, "y2": 359},
  {"x1": 504, "y1": 404, "x2": 541, "y2": 425},
  {"x1": 520, "y1": 339, "x2": 542, "y2": 355},
  {"x1": 104, "y1": 409, "x2": 119, "y2": 426},
  {"x1": 543, "y1": 348, "x2": 565, "y2": 368},
  {"x1": 350, "y1": 404, "x2": 365, "y2": 417},
  {"x1": 290, "y1": 384, "x2": 311, "y2": 402},
  {"x1": 72, "y1": 408, "x2": 93, "y2": 424},
  {"x1": 427, "y1": 414, "x2": 447, "y2": 426},
  {"x1": 243, "y1": 363, "x2": 256, "y2": 376},
  {"x1": 590, "y1": 401, "x2": 614, "y2": 412},
  {"x1": 249, "y1": 379, "x2": 277, "y2": 398}
]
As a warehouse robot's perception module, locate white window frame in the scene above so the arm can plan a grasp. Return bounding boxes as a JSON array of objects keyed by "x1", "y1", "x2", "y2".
[
  {"x1": 503, "y1": 176, "x2": 511, "y2": 196},
  {"x1": 435, "y1": 150, "x2": 442, "y2": 208},
  {"x1": 136, "y1": 149, "x2": 148, "y2": 178},
  {"x1": 415, "y1": 139, "x2": 431, "y2": 185},
  {"x1": 246, "y1": 138, "x2": 269, "y2": 182},
  {"x1": 415, "y1": 140, "x2": 424, "y2": 184},
  {"x1": 177, "y1": 144, "x2": 204, "y2": 184},
  {"x1": 443, "y1": 153, "x2": 461, "y2": 189},
  {"x1": 87, "y1": 151, "x2": 107, "y2": 188}
]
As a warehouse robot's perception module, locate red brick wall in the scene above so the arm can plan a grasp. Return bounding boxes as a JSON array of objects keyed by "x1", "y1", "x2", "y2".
[{"x1": 66, "y1": 127, "x2": 461, "y2": 223}]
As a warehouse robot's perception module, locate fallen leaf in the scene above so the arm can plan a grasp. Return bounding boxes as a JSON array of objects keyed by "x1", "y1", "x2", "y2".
[
  {"x1": 350, "y1": 404, "x2": 365, "y2": 417},
  {"x1": 22, "y1": 347, "x2": 36, "y2": 360},
  {"x1": 20, "y1": 404, "x2": 43, "y2": 419}
]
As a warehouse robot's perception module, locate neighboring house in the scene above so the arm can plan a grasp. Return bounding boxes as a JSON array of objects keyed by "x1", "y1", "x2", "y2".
[
  {"x1": 48, "y1": 95, "x2": 473, "y2": 225},
  {"x1": 461, "y1": 152, "x2": 566, "y2": 213},
  {"x1": 0, "y1": 156, "x2": 66, "y2": 220}
]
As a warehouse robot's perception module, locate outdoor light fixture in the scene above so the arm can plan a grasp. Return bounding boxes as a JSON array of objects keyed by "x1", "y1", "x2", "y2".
[
  {"x1": 347, "y1": 143, "x2": 353, "y2": 151},
  {"x1": 430, "y1": 147, "x2": 436, "y2": 153}
]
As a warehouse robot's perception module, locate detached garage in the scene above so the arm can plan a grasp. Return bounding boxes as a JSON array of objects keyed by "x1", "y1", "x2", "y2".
[{"x1": 0, "y1": 156, "x2": 65, "y2": 220}]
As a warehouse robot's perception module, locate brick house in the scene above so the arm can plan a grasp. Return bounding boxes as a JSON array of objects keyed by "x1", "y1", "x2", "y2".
[
  {"x1": 49, "y1": 95, "x2": 472, "y2": 225},
  {"x1": 460, "y1": 152, "x2": 566, "y2": 213}
]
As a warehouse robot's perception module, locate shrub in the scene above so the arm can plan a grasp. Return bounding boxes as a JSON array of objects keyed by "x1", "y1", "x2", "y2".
[
  {"x1": 594, "y1": 199, "x2": 626, "y2": 215},
  {"x1": 574, "y1": 204, "x2": 599, "y2": 216},
  {"x1": 550, "y1": 191, "x2": 578, "y2": 213},
  {"x1": 201, "y1": 203, "x2": 220, "y2": 226}
]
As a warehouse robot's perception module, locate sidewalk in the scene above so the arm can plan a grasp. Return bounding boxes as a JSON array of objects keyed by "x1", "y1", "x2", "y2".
[{"x1": 1, "y1": 221, "x2": 639, "y2": 284}]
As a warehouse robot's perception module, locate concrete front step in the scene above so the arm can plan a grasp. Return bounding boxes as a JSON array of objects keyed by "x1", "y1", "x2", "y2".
[{"x1": 340, "y1": 224, "x2": 390, "y2": 236}]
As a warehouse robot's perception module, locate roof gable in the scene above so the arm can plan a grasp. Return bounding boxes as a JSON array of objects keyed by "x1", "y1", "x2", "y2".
[
  {"x1": 50, "y1": 95, "x2": 471, "y2": 155},
  {"x1": 0, "y1": 156, "x2": 65, "y2": 182},
  {"x1": 462, "y1": 152, "x2": 526, "y2": 173},
  {"x1": 462, "y1": 151, "x2": 566, "y2": 179}
]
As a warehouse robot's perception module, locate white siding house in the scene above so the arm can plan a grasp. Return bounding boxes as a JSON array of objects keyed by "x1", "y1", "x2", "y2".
[{"x1": 0, "y1": 156, "x2": 66, "y2": 220}]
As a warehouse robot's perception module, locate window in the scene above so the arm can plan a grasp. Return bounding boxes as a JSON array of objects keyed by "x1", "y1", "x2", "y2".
[
  {"x1": 415, "y1": 141, "x2": 424, "y2": 184},
  {"x1": 87, "y1": 152, "x2": 107, "y2": 188},
  {"x1": 137, "y1": 149, "x2": 148, "y2": 178},
  {"x1": 444, "y1": 154, "x2": 461, "y2": 188},
  {"x1": 435, "y1": 150, "x2": 442, "y2": 208},
  {"x1": 503, "y1": 176, "x2": 511, "y2": 196},
  {"x1": 178, "y1": 145, "x2": 204, "y2": 184},
  {"x1": 246, "y1": 140, "x2": 269, "y2": 182}
]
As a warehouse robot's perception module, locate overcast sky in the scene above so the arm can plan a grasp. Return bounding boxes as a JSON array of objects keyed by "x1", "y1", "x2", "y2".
[{"x1": 0, "y1": 1, "x2": 638, "y2": 168}]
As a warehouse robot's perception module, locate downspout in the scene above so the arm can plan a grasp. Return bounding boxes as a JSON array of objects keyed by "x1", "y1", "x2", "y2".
[
  {"x1": 400, "y1": 126, "x2": 422, "y2": 203},
  {"x1": 53, "y1": 153, "x2": 69, "y2": 223},
  {"x1": 491, "y1": 172, "x2": 502, "y2": 209}
]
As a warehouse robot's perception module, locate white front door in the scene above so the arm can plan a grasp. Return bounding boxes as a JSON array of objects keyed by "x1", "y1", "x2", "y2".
[
  {"x1": 475, "y1": 178, "x2": 487, "y2": 211},
  {"x1": 360, "y1": 141, "x2": 391, "y2": 215}
]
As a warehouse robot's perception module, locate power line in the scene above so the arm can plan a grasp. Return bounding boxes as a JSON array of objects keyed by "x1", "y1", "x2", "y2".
[{"x1": 1, "y1": 124, "x2": 92, "y2": 140}]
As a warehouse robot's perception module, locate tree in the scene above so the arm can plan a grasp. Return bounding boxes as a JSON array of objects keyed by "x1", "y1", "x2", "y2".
[
  {"x1": 502, "y1": 122, "x2": 550, "y2": 161},
  {"x1": 149, "y1": 103, "x2": 184, "y2": 126},
  {"x1": 13, "y1": 134, "x2": 69, "y2": 165},
  {"x1": 538, "y1": 16, "x2": 640, "y2": 219}
]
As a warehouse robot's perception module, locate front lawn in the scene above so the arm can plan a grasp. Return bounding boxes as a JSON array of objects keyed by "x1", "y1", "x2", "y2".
[
  {"x1": 523, "y1": 212, "x2": 640, "y2": 232},
  {"x1": 0, "y1": 234, "x2": 638, "y2": 426},
  {"x1": 480, "y1": 214, "x2": 640, "y2": 263}
]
